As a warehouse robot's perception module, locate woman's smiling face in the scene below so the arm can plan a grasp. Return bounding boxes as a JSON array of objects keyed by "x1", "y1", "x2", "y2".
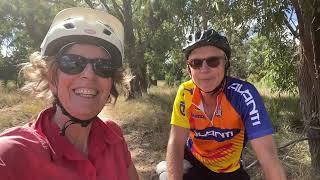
[{"x1": 50, "y1": 43, "x2": 112, "y2": 120}]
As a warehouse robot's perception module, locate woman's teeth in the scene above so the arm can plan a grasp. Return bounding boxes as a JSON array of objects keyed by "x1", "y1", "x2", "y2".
[{"x1": 74, "y1": 88, "x2": 98, "y2": 97}]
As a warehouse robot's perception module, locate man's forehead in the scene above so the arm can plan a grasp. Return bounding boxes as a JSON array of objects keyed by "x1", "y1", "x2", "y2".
[{"x1": 188, "y1": 45, "x2": 225, "y2": 59}]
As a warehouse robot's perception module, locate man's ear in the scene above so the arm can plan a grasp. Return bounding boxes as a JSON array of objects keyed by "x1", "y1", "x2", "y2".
[{"x1": 187, "y1": 65, "x2": 191, "y2": 77}]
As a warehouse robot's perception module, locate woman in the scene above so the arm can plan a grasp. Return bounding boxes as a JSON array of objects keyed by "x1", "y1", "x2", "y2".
[{"x1": 0, "y1": 7, "x2": 139, "y2": 180}]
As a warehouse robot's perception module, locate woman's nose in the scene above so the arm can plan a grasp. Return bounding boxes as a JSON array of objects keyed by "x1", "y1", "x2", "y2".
[{"x1": 80, "y1": 63, "x2": 96, "y2": 79}]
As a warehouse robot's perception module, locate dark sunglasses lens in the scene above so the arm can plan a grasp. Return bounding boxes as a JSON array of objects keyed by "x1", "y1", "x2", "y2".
[
  {"x1": 58, "y1": 55, "x2": 86, "y2": 75},
  {"x1": 190, "y1": 59, "x2": 203, "y2": 69},
  {"x1": 206, "y1": 57, "x2": 220, "y2": 68},
  {"x1": 93, "y1": 60, "x2": 114, "y2": 78}
]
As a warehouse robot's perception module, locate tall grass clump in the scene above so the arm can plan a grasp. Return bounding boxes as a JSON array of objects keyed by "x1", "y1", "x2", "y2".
[
  {"x1": 0, "y1": 86, "x2": 26, "y2": 109},
  {"x1": 102, "y1": 84, "x2": 177, "y2": 150},
  {"x1": 100, "y1": 84, "x2": 178, "y2": 179},
  {"x1": 0, "y1": 85, "x2": 48, "y2": 132}
]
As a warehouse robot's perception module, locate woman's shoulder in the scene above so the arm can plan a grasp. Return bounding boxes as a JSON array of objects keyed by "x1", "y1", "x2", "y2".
[
  {"x1": 95, "y1": 118, "x2": 126, "y2": 143},
  {"x1": 104, "y1": 120, "x2": 122, "y2": 133},
  {"x1": 0, "y1": 125, "x2": 49, "y2": 157},
  {"x1": 0, "y1": 125, "x2": 51, "y2": 177}
]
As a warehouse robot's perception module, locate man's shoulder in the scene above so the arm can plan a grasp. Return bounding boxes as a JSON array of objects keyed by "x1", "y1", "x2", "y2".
[
  {"x1": 223, "y1": 76, "x2": 264, "y2": 116},
  {"x1": 177, "y1": 80, "x2": 195, "y2": 96},
  {"x1": 179, "y1": 80, "x2": 195, "y2": 90},
  {"x1": 225, "y1": 76, "x2": 260, "y2": 100},
  {"x1": 226, "y1": 76, "x2": 256, "y2": 90}
]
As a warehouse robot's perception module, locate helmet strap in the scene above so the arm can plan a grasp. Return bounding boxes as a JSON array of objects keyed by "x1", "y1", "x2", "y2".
[
  {"x1": 202, "y1": 79, "x2": 225, "y2": 94},
  {"x1": 53, "y1": 95, "x2": 96, "y2": 136}
]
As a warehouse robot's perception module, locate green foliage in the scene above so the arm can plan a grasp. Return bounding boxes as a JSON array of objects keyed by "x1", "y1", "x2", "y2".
[
  {"x1": 247, "y1": 35, "x2": 297, "y2": 93},
  {"x1": 0, "y1": 0, "x2": 300, "y2": 95},
  {"x1": 263, "y1": 94, "x2": 303, "y2": 130},
  {"x1": 0, "y1": 0, "x2": 83, "y2": 84},
  {"x1": 163, "y1": 48, "x2": 186, "y2": 86}
]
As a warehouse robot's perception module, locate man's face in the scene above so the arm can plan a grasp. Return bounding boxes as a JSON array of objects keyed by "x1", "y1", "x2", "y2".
[{"x1": 188, "y1": 45, "x2": 227, "y2": 93}]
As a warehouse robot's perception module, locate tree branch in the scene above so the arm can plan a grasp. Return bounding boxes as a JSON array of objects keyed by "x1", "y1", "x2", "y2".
[
  {"x1": 245, "y1": 160, "x2": 258, "y2": 170},
  {"x1": 84, "y1": 0, "x2": 95, "y2": 9},
  {"x1": 99, "y1": 0, "x2": 111, "y2": 12},
  {"x1": 278, "y1": 137, "x2": 309, "y2": 150},
  {"x1": 45, "y1": 0, "x2": 75, "y2": 6},
  {"x1": 291, "y1": 0, "x2": 304, "y2": 42},
  {"x1": 283, "y1": 15, "x2": 299, "y2": 39},
  {"x1": 111, "y1": 0, "x2": 124, "y2": 20},
  {"x1": 245, "y1": 137, "x2": 310, "y2": 170}
]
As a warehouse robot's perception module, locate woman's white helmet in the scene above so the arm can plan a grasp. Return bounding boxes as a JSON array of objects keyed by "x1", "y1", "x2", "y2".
[{"x1": 40, "y1": 7, "x2": 124, "y2": 68}]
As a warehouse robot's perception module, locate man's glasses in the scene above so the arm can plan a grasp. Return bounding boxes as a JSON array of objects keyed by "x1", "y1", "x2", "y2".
[
  {"x1": 187, "y1": 56, "x2": 225, "y2": 69},
  {"x1": 56, "y1": 54, "x2": 115, "y2": 78}
]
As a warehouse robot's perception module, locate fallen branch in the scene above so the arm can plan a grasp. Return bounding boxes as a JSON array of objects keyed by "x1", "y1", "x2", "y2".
[
  {"x1": 245, "y1": 137, "x2": 309, "y2": 170},
  {"x1": 278, "y1": 137, "x2": 309, "y2": 150}
]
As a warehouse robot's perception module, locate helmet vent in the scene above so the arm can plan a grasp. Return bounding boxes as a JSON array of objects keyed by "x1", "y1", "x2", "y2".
[
  {"x1": 103, "y1": 29, "x2": 112, "y2": 36},
  {"x1": 64, "y1": 23, "x2": 75, "y2": 29}
]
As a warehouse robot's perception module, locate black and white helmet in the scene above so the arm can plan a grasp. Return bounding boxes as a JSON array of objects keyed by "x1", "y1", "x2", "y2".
[
  {"x1": 40, "y1": 7, "x2": 124, "y2": 68},
  {"x1": 183, "y1": 28, "x2": 231, "y2": 61}
]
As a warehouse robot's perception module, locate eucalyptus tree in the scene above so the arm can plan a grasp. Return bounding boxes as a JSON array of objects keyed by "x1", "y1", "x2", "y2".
[
  {"x1": 290, "y1": 0, "x2": 320, "y2": 176},
  {"x1": 162, "y1": 0, "x2": 319, "y2": 176},
  {"x1": 224, "y1": 0, "x2": 320, "y2": 175},
  {"x1": 0, "y1": 0, "x2": 79, "y2": 86},
  {"x1": 83, "y1": 0, "x2": 183, "y2": 98},
  {"x1": 238, "y1": 0, "x2": 320, "y2": 175}
]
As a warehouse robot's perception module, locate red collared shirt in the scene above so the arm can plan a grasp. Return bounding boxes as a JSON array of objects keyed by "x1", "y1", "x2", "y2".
[{"x1": 0, "y1": 108, "x2": 132, "y2": 180}]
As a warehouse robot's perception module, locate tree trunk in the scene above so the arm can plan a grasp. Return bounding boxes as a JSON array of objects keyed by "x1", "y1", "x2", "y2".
[
  {"x1": 292, "y1": 0, "x2": 320, "y2": 177},
  {"x1": 122, "y1": 0, "x2": 145, "y2": 99}
]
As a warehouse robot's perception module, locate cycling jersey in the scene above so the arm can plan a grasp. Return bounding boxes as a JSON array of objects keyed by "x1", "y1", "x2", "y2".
[{"x1": 171, "y1": 76, "x2": 274, "y2": 173}]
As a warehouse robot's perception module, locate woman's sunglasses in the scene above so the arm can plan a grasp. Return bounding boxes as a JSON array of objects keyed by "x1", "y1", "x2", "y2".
[
  {"x1": 56, "y1": 54, "x2": 115, "y2": 78},
  {"x1": 187, "y1": 56, "x2": 225, "y2": 69}
]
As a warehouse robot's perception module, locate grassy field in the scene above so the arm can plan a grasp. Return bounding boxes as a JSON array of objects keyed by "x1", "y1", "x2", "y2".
[{"x1": 0, "y1": 82, "x2": 312, "y2": 180}]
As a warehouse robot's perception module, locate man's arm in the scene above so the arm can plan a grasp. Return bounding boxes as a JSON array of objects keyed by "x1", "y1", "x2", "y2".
[
  {"x1": 250, "y1": 134, "x2": 286, "y2": 180},
  {"x1": 166, "y1": 125, "x2": 190, "y2": 180}
]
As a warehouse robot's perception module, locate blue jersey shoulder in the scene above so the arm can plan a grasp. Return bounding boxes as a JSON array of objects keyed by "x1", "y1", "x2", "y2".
[{"x1": 224, "y1": 76, "x2": 274, "y2": 140}]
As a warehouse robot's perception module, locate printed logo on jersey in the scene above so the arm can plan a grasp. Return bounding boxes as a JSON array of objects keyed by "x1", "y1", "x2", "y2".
[
  {"x1": 191, "y1": 127, "x2": 240, "y2": 142},
  {"x1": 184, "y1": 88, "x2": 194, "y2": 95},
  {"x1": 227, "y1": 83, "x2": 261, "y2": 126},
  {"x1": 179, "y1": 101, "x2": 185, "y2": 116},
  {"x1": 191, "y1": 113, "x2": 205, "y2": 119}
]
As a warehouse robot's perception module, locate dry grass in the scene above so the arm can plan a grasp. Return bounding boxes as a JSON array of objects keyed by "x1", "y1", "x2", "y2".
[
  {"x1": 0, "y1": 83, "x2": 313, "y2": 179},
  {"x1": 0, "y1": 86, "x2": 48, "y2": 132},
  {"x1": 100, "y1": 84, "x2": 177, "y2": 179}
]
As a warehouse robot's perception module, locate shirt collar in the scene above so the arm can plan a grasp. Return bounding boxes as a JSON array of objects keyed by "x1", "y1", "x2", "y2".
[
  {"x1": 192, "y1": 85, "x2": 203, "y2": 108},
  {"x1": 191, "y1": 84, "x2": 223, "y2": 112},
  {"x1": 33, "y1": 107, "x2": 123, "y2": 160}
]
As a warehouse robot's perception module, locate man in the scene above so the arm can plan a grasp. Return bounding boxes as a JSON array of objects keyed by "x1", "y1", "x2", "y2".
[{"x1": 165, "y1": 28, "x2": 286, "y2": 180}]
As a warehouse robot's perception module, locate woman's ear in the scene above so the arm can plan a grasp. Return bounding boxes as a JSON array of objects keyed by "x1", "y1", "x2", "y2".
[
  {"x1": 48, "y1": 69, "x2": 58, "y2": 96},
  {"x1": 49, "y1": 81, "x2": 57, "y2": 95}
]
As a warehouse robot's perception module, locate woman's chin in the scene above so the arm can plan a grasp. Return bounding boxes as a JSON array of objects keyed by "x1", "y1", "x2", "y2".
[{"x1": 68, "y1": 110, "x2": 99, "y2": 120}]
